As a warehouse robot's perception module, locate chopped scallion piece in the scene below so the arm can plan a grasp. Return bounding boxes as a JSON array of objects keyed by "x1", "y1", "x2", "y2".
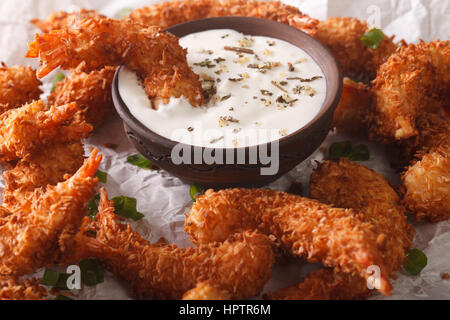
[
  {"x1": 404, "y1": 249, "x2": 427, "y2": 276},
  {"x1": 112, "y1": 196, "x2": 144, "y2": 221},
  {"x1": 361, "y1": 28, "x2": 385, "y2": 49},
  {"x1": 127, "y1": 154, "x2": 153, "y2": 169},
  {"x1": 190, "y1": 184, "x2": 205, "y2": 202},
  {"x1": 94, "y1": 170, "x2": 107, "y2": 183}
]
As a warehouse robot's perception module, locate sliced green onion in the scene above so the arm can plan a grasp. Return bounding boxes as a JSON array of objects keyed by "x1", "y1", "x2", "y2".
[
  {"x1": 79, "y1": 258, "x2": 104, "y2": 286},
  {"x1": 42, "y1": 268, "x2": 69, "y2": 290},
  {"x1": 94, "y1": 170, "x2": 107, "y2": 183},
  {"x1": 42, "y1": 268, "x2": 60, "y2": 287},
  {"x1": 112, "y1": 196, "x2": 144, "y2": 221},
  {"x1": 119, "y1": 8, "x2": 132, "y2": 19},
  {"x1": 190, "y1": 184, "x2": 205, "y2": 202},
  {"x1": 404, "y1": 249, "x2": 427, "y2": 276},
  {"x1": 51, "y1": 72, "x2": 66, "y2": 92},
  {"x1": 127, "y1": 154, "x2": 153, "y2": 169},
  {"x1": 328, "y1": 141, "x2": 370, "y2": 161},
  {"x1": 361, "y1": 28, "x2": 385, "y2": 49},
  {"x1": 87, "y1": 194, "x2": 100, "y2": 220}
]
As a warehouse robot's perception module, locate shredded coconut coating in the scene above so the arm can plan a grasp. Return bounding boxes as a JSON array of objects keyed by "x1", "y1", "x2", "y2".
[
  {"x1": 185, "y1": 188, "x2": 392, "y2": 295},
  {"x1": 0, "y1": 100, "x2": 92, "y2": 162},
  {"x1": 0, "y1": 150, "x2": 101, "y2": 276}
]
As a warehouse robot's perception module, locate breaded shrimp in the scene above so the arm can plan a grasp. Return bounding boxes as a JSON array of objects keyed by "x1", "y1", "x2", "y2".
[
  {"x1": 267, "y1": 160, "x2": 414, "y2": 300},
  {"x1": 264, "y1": 268, "x2": 370, "y2": 300},
  {"x1": 0, "y1": 100, "x2": 92, "y2": 162},
  {"x1": 0, "y1": 150, "x2": 101, "y2": 276},
  {"x1": 127, "y1": 0, "x2": 318, "y2": 36},
  {"x1": 48, "y1": 63, "x2": 116, "y2": 128},
  {"x1": 368, "y1": 40, "x2": 450, "y2": 142},
  {"x1": 31, "y1": 8, "x2": 102, "y2": 33},
  {"x1": 2, "y1": 143, "x2": 85, "y2": 213},
  {"x1": 182, "y1": 281, "x2": 231, "y2": 300},
  {"x1": 185, "y1": 188, "x2": 392, "y2": 295},
  {"x1": 315, "y1": 17, "x2": 399, "y2": 81},
  {"x1": 310, "y1": 159, "x2": 414, "y2": 276},
  {"x1": 399, "y1": 104, "x2": 450, "y2": 161},
  {"x1": 0, "y1": 63, "x2": 42, "y2": 114},
  {"x1": 332, "y1": 77, "x2": 373, "y2": 135},
  {"x1": 0, "y1": 276, "x2": 47, "y2": 300},
  {"x1": 402, "y1": 145, "x2": 450, "y2": 222},
  {"x1": 64, "y1": 188, "x2": 274, "y2": 300},
  {"x1": 26, "y1": 17, "x2": 204, "y2": 106}
]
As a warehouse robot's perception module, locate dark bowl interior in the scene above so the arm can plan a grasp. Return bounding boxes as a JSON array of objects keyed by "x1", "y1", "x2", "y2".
[{"x1": 112, "y1": 16, "x2": 342, "y2": 188}]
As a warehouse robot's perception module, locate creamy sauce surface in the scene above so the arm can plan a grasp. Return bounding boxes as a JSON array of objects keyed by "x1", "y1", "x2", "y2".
[{"x1": 119, "y1": 29, "x2": 326, "y2": 148}]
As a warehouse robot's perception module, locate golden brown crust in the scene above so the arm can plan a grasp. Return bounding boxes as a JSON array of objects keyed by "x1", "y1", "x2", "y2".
[
  {"x1": 0, "y1": 150, "x2": 101, "y2": 276},
  {"x1": 265, "y1": 269, "x2": 370, "y2": 300},
  {"x1": 0, "y1": 100, "x2": 92, "y2": 162},
  {"x1": 31, "y1": 9, "x2": 102, "y2": 33},
  {"x1": 368, "y1": 40, "x2": 450, "y2": 142},
  {"x1": 315, "y1": 17, "x2": 398, "y2": 80},
  {"x1": 26, "y1": 17, "x2": 204, "y2": 106},
  {"x1": 310, "y1": 160, "x2": 414, "y2": 277},
  {"x1": 402, "y1": 145, "x2": 450, "y2": 222},
  {"x1": 66, "y1": 188, "x2": 275, "y2": 300},
  {"x1": 182, "y1": 281, "x2": 231, "y2": 300},
  {"x1": 332, "y1": 77, "x2": 373, "y2": 135},
  {"x1": 185, "y1": 188, "x2": 392, "y2": 295},
  {"x1": 128, "y1": 0, "x2": 318, "y2": 36},
  {"x1": 2, "y1": 143, "x2": 85, "y2": 213},
  {"x1": 48, "y1": 63, "x2": 116, "y2": 128},
  {"x1": 0, "y1": 276, "x2": 47, "y2": 300},
  {"x1": 0, "y1": 63, "x2": 42, "y2": 114}
]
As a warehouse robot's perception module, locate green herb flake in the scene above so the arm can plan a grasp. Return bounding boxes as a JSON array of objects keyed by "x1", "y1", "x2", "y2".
[
  {"x1": 94, "y1": 170, "x2": 107, "y2": 183},
  {"x1": 221, "y1": 94, "x2": 231, "y2": 101},
  {"x1": 361, "y1": 28, "x2": 385, "y2": 49},
  {"x1": 404, "y1": 249, "x2": 428, "y2": 276},
  {"x1": 112, "y1": 196, "x2": 144, "y2": 221},
  {"x1": 79, "y1": 258, "x2": 105, "y2": 286},
  {"x1": 328, "y1": 141, "x2": 370, "y2": 161},
  {"x1": 87, "y1": 194, "x2": 100, "y2": 220},
  {"x1": 190, "y1": 184, "x2": 205, "y2": 202},
  {"x1": 127, "y1": 154, "x2": 153, "y2": 169},
  {"x1": 51, "y1": 72, "x2": 66, "y2": 92}
]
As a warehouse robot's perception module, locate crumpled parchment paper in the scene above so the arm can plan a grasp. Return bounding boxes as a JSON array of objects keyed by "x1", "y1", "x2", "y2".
[{"x1": 0, "y1": 0, "x2": 449, "y2": 300}]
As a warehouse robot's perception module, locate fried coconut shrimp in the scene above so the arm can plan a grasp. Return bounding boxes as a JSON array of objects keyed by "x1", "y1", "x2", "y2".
[
  {"x1": 267, "y1": 160, "x2": 414, "y2": 300},
  {"x1": 182, "y1": 281, "x2": 231, "y2": 300},
  {"x1": 0, "y1": 100, "x2": 92, "y2": 162},
  {"x1": 399, "y1": 104, "x2": 450, "y2": 161},
  {"x1": 332, "y1": 77, "x2": 373, "y2": 135},
  {"x1": 127, "y1": 0, "x2": 318, "y2": 36},
  {"x1": 402, "y1": 145, "x2": 450, "y2": 222},
  {"x1": 26, "y1": 17, "x2": 204, "y2": 106},
  {"x1": 48, "y1": 63, "x2": 116, "y2": 128},
  {"x1": 0, "y1": 63, "x2": 42, "y2": 114},
  {"x1": 185, "y1": 188, "x2": 392, "y2": 295},
  {"x1": 2, "y1": 143, "x2": 85, "y2": 213},
  {"x1": 31, "y1": 8, "x2": 102, "y2": 33},
  {"x1": 0, "y1": 150, "x2": 101, "y2": 276},
  {"x1": 315, "y1": 17, "x2": 399, "y2": 81},
  {"x1": 64, "y1": 189, "x2": 274, "y2": 299},
  {"x1": 310, "y1": 159, "x2": 414, "y2": 274},
  {"x1": 0, "y1": 276, "x2": 47, "y2": 300},
  {"x1": 368, "y1": 40, "x2": 450, "y2": 142}
]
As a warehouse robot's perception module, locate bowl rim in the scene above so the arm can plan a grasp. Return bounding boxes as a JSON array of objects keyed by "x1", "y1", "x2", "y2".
[{"x1": 112, "y1": 16, "x2": 342, "y2": 153}]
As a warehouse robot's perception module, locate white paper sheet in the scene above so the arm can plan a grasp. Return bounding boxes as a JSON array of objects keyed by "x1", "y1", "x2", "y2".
[{"x1": 0, "y1": 0, "x2": 449, "y2": 300}]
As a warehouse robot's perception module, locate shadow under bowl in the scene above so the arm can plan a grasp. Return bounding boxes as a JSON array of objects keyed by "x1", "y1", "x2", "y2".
[{"x1": 112, "y1": 16, "x2": 342, "y2": 188}]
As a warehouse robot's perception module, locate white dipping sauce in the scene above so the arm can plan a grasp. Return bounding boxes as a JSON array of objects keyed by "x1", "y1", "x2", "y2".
[{"x1": 119, "y1": 29, "x2": 326, "y2": 148}]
